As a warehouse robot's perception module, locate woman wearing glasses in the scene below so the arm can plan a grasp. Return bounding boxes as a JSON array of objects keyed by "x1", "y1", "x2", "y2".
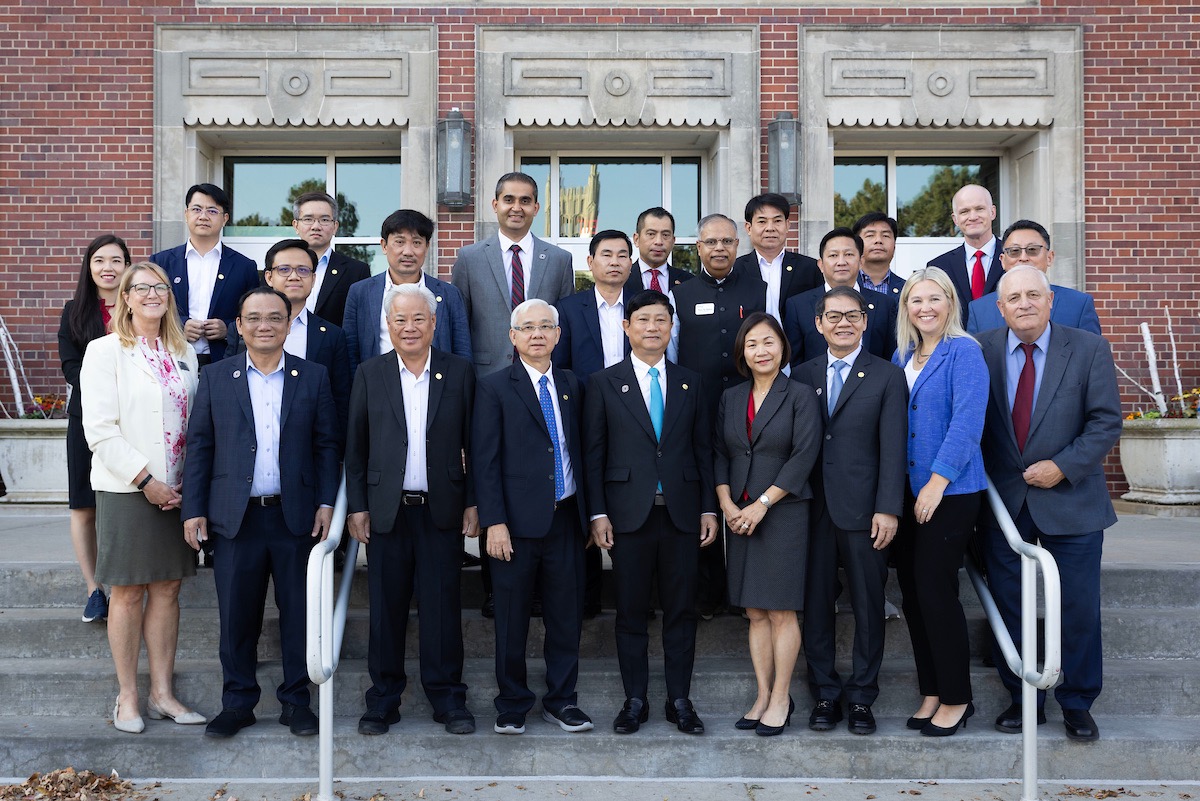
[{"x1": 81, "y1": 262, "x2": 205, "y2": 733}]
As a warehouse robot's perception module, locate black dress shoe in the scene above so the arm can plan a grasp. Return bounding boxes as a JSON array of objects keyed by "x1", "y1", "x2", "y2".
[
  {"x1": 481, "y1": 594, "x2": 495, "y2": 619},
  {"x1": 755, "y1": 696, "x2": 794, "y2": 737},
  {"x1": 613, "y1": 698, "x2": 649, "y2": 734},
  {"x1": 1063, "y1": 708, "x2": 1099, "y2": 741},
  {"x1": 847, "y1": 703, "x2": 876, "y2": 735},
  {"x1": 921, "y1": 702, "x2": 974, "y2": 737},
  {"x1": 205, "y1": 707, "x2": 256, "y2": 738},
  {"x1": 665, "y1": 698, "x2": 704, "y2": 734},
  {"x1": 434, "y1": 708, "x2": 476, "y2": 734},
  {"x1": 994, "y1": 702, "x2": 1047, "y2": 733},
  {"x1": 280, "y1": 703, "x2": 318, "y2": 736},
  {"x1": 808, "y1": 699, "x2": 843, "y2": 732},
  {"x1": 543, "y1": 704, "x2": 594, "y2": 732},
  {"x1": 358, "y1": 708, "x2": 401, "y2": 735}
]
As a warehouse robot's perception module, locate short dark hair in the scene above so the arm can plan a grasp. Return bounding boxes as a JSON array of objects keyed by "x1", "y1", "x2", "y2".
[
  {"x1": 494, "y1": 172, "x2": 539, "y2": 201},
  {"x1": 264, "y1": 238, "x2": 318, "y2": 271},
  {"x1": 815, "y1": 286, "x2": 867, "y2": 318},
  {"x1": 185, "y1": 183, "x2": 230, "y2": 215},
  {"x1": 636, "y1": 207, "x2": 675, "y2": 233},
  {"x1": 1001, "y1": 219, "x2": 1051, "y2": 249},
  {"x1": 381, "y1": 209, "x2": 435, "y2": 242},
  {"x1": 744, "y1": 193, "x2": 792, "y2": 223},
  {"x1": 589, "y1": 229, "x2": 632, "y2": 257},
  {"x1": 733, "y1": 312, "x2": 792, "y2": 378},
  {"x1": 852, "y1": 212, "x2": 898, "y2": 238},
  {"x1": 625, "y1": 289, "x2": 674, "y2": 320},
  {"x1": 819, "y1": 227, "x2": 864, "y2": 258},
  {"x1": 238, "y1": 285, "x2": 292, "y2": 318},
  {"x1": 293, "y1": 191, "x2": 339, "y2": 218}
]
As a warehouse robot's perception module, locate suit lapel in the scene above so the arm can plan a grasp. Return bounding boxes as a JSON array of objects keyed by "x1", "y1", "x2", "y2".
[
  {"x1": 1027, "y1": 326, "x2": 1070, "y2": 443},
  {"x1": 306, "y1": 319, "x2": 327, "y2": 363},
  {"x1": 985, "y1": 331, "x2": 1019, "y2": 449},
  {"x1": 527, "y1": 238, "x2": 548, "y2": 299},
  {"x1": 381, "y1": 353, "x2": 409, "y2": 436},
  {"x1": 750, "y1": 374, "x2": 790, "y2": 442},
  {"x1": 830, "y1": 357, "x2": 867, "y2": 418},
  {"x1": 280, "y1": 353, "x2": 297, "y2": 430},
  {"x1": 554, "y1": 367, "x2": 576, "y2": 448},
  {"x1": 660, "y1": 365, "x2": 688, "y2": 443},
  {"x1": 426, "y1": 350, "x2": 446, "y2": 433},
  {"x1": 580, "y1": 291, "x2": 605, "y2": 356},
  {"x1": 909, "y1": 342, "x2": 948, "y2": 399},
  {"x1": 611, "y1": 361, "x2": 657, "y2": 441},
  {"x1": 206, "y1": 251, "x2": 231, "y2": 318},
  {"x1": 232, "y1": 356, "x2": 255, "y2": 429},
  {"x1": 314, "y1": 253, "x2": 340, "y2": 311},
  {"x1": 486, "y1": 237, "x2": 509, "y2": 304},
  {"x1": 512, "y1": 363, "x2": 550, "y2": 437}
]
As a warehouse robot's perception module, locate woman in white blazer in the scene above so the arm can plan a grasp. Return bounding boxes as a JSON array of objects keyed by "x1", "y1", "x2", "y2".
[{"x1": 81, "y1": 262, "x2": 204, "y2": 733}]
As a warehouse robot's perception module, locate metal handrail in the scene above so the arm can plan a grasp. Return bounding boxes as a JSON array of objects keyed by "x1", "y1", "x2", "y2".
[
  {"x1": 965, "y1": 474, "x2": 1062, "y2": 801},
  {"x1": 305, "y1": 474, "x2": 358, "y2": 801}
]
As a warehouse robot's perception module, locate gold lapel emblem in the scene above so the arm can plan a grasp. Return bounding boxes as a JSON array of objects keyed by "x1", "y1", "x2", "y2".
[
  {"x1": 217, "y1": 274, "x2": 224, "y2": 280},
  {"x1": 319, "y1": 326, "x2": 327, "y2": 332},
  {"x1": 858, "y1": 372, "x2": 865, "y2": 378},
  {"x1": 435, "y1": 372, "x2": 443, "y2": 380},
  {"x1": 786, "y1": 265, "x2": 793, "y2": 272},
  {"x1": 291, "y1": 369, "x2": 299, "y2": 377},
  {"x1": 331, "y1": 269, "x2": 339, "y2": 275},
  {"x1": 682, "y1": 383, "x2": 689, "y2": 390}
]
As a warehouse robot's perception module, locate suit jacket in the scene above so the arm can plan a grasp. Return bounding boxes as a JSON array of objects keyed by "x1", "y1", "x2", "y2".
[
  {"x1": 472, "y1": 362, "x2": 588, "y2": 538},
  {"x1": 452, "y1": 234, "x2": 575, "y2": 375},
  {"x1": 733, "y1": 251, "x2": 822, "y2": 325},
  {"x1": 344, "y1": 348, "x2": 475, "y2": 533},
  {"x1": 783, "y1": 285, "x2": 897, "y2": 369},
  {"x1": 794, "y1": 351, "x2": 908, "y2": 530},
  {"x1": 80, "y1": 333, "x2": 199, "y2": 492},
  {"x1": 343, "y1": 272, "x2": 472, "y2": 370},
  {"x1": 967, "y1": 285, "x2": 1102, "y2": 336},
  {"x1": 152, "y1": 243, "x2": 261, "y2": 361},
  {"x1": 58, "y1": 300, "x2": 93, "y2": 418},
  {"x1": 978, "y1": 325, "x2": 1121, "y2": 535},
  {"x1": 312, "y1": 250, "x2": 371, "y2": 328},
  {"x1": 927, "y1": 243, "x2": 1002, "y2": 326},
  {"x1": 861, "y1": 271, "x2": 906, "y2": 301},
  {"x1": 625, "y1": 262, "x2": 694, "y2": 295},
  {"x1": 226, "y1": 312, "x2": 351, "y2": 453},
  {"x1": 583, "y1": 357, "x2": 716, "y2": 533},
  {"x1": 552, "y1": 288, "x2": 633, "y2": 384},
  {"x1": 182, "y1": 352, "x2": 340, "y2": 539},
  {"x1": 713, "y1": 374, "x2": 822, "y2": 508}
]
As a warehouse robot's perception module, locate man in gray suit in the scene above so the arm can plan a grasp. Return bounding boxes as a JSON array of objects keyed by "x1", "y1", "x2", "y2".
[{"x1": 978, "y1": 266, "x2": 1122, "y2": 742}]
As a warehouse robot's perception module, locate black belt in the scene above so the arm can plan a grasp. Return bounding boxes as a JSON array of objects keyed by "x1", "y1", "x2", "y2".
[
  {"x1": 249, "y1": 495, "x2": 282, "y2": 507},
  {"x1": 653, "y1": 493, "x2": 667, "y2": 506},
  {"x1": 401, "y1": 491, "x2": 428, "y2": 506},
  {"x1": 554, "y1": 494, "x2": 577, "y2": 511}
]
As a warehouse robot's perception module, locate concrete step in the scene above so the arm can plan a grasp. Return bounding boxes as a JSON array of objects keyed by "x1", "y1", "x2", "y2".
[{"x1": 0, "y1": 715, "x2": 1195, "y2": 782}]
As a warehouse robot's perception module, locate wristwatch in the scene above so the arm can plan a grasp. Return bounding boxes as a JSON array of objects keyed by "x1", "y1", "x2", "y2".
[{"x1": 758, "y1": 494, "x2": 771, "y2": 509}]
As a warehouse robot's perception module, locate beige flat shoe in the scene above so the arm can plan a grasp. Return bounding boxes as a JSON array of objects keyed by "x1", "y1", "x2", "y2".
[
  {"x1": 147, "y1": 698, "x2": 207, "y2": 725},
  {"x1": 113, "y1": 698, "x2": 145, "y2": 734}
]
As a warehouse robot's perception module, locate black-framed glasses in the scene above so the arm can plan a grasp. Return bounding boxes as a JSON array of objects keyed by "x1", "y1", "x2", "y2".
[
  {"x1": 821, "y1": 310, "x2": 865, "y2": 324},
  {"x1": 269, "y1": 266, "x2": 313, "y2": 278},
  {"x1": 1001, "y1": 245, "x2": 1047, "y2": 258},
  {"x1": 129, "y1": 283, "x2": 170, "y2": 297}
]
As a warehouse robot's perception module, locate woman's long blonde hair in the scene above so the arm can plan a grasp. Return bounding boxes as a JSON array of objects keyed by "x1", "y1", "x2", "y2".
[
  {"x1": 895, "y1": 265, "x2": 975, "y2": 360},
  {"x1": 111, "y1": 262, "x2": 189, "y2": 356}
]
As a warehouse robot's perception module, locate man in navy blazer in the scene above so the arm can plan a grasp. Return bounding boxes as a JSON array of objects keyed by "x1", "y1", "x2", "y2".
[
  {"x1": 473, "y1": 299, "x2": 593, "y2": 735},
  {"x1": 733, "y1": 194, "x2": 822, "y2": 325},
  {"x1": 152, "y1": 183, "x2": 260, "y2": 364},
  {"x1": 344, "y1": 209, "x2": 471, "y2": 372},
  {"x1": 555, "y1": 230, "x2": 636, "y2": 385},
  {"x1": 290, "y1": 190, "x2": 372, "y2": 328},
  {"x1": 853, "y1": 212, "x2": 906, "y2": 301},
  {"x1": 626, "y1": 207, "x2": 694, "y2": 296},
  {"x1": 925, "y1": 184, "x2": 1002, "y2": 326},
  {"x1": 785, "y1": 228, "x2": 897, "y2": 369},
  {"x1": 967, "y1": 219, "x2": 1102, "y2": 336},
  {"x1": 183, "y1": 286, "x2": 340, "y2": 740},
  {"x1": 978, "y1": 266, "x2": 1122, "y2": 742}
]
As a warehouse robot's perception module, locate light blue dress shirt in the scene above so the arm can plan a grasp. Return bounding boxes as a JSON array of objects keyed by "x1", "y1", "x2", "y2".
[
  {"x1": 246, "y1": 354, "x2": 285, "y2": 496},
  {"x1": 1004, "y1": 323, "x2": 1052, "y2": 412}
]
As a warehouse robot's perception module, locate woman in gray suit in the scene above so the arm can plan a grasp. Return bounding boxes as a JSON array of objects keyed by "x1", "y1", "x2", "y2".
[{"x1": 715, "y1": 312, "x2": 822, "y2": 736}]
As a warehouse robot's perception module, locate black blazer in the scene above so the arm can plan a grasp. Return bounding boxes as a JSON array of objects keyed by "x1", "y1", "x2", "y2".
[
  {"x1": 552, "y1": 288, "x2": 633, "y2": 384},
  {"x1": 344, "y1": 348, "x2": 475, "y2": 533},
  {"x1": 626, "y1": 262, "x2": 694, "y2": 295},
  {"x1": 472, "y1": 362, "x2": 588, "y2": 538},
  {"x1": 583, "y1": 357, "x2": 716, "y2": 534},
  {"x1": 794, "y1": 351, "x2": 909, "y2": 530},
  {"x1": 313, "y1": 250, "x2": 372, "y2": 328},
  {"x1": 57, "y1": 301, "x2": 93, "y2": 418},
  {"x1": 783, "y1": 285, "x2": 897, "y2": 369},
  {"x1": 733, "y1": 250, "x2": 822, "y2": 325},
  {"x1": 927, "y1": 244, "x2": 1002, "y2": 326}
]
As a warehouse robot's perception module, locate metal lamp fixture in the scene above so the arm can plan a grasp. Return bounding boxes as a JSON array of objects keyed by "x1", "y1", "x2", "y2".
[
  {"x1": 766, "y1": 111, "x2": 801, "y2": 207},
  {"x1": 437, "y1": 108, "x2": 473, "y2": 208}
]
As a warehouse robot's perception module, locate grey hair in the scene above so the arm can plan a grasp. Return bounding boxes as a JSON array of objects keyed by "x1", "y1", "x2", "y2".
[
  {"x1": 697, "y1": 213, "x2": 738, "y2": 237},
  {"x1": 385, "y1": 282, "x2": 438, "y2": 316},
  {"x1": 997, "y1": 264, "x2": 1051, "y2": 297},
  {"x1": 510, "y1": 298, "x2": 559, "y2": 328}
]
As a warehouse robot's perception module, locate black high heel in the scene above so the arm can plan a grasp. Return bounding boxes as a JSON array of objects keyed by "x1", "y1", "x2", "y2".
[
  {"x1": 734, "y1": 715, "x2": 759, "y2": 730},
  {"x1": 920, "y1": 702, "x2": 975, "y2": 737},
  {"x1": 755, "y1": 696, "x2": 795, "y2": 737},
  {"x1": 906, "y1": 714, "x2": 933, "y2": 730}
]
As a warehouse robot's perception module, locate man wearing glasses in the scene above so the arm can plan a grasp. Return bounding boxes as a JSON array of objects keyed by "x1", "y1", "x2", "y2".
[
  {"x1": 152, "y1": 183, "x2": 261, "y2": 365},
  {"x1": 290, "y1": 191, "x2": 371, "y2": 328},
  {"x1": 965, "y1": 219, "x2": 1102, "y2": 336}
]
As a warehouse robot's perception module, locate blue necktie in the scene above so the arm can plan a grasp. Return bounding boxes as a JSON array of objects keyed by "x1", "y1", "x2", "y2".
[
  {"x1": 648, "y1": 367, "x2": 664, "y2": 493},
  {"x1": 539, "y1": 375, "x2": 565, "y2": 501},
  {"x1": 828, "y1": 359, "x2": 846, "y2": 414}
]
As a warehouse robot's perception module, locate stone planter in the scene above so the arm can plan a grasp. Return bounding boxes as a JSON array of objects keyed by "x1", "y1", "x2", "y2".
[
  {"x1": 0, "y1": 418, "x2": 70, "y2": 503},
  {"x1": 1119, "y1": 418, "x2": 1200, "y2": 504}
]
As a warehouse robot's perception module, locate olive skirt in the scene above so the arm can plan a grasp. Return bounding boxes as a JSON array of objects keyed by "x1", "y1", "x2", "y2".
[{"x1": 95, "y1": 491, "x2": 196, "y2": 586}]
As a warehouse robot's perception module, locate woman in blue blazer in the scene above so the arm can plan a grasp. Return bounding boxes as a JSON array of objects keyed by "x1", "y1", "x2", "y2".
[{"x1": 891, "y1": 266, "x2": 988, "y2": 737}]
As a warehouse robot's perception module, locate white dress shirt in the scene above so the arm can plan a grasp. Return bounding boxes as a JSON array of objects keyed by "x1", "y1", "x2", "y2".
[
  {"x1": 629, "y1": 352, "x2": 668, "y2": 414},
  {"x1": 756, "y1": 250, "x2": 784, "y2": 323},
  {"x1": 594, "y1": 287, "x2": 626, "y2": 368},
  {"x1": 826, "y1": 344, "x2": 862, "y2": 397},
  {"x1": 284, "y1": 308, "x2": 309, "y2": 360},
  {"x1": 398, "y1": 350, "x2": 431, "y2": 492},
  {"x1": 520, "y1": 359, "x2": 576, "y2": 499},
  {"x1": 378, "y1": 273, "x2": 428, "y2": 357},
  {"x1": 246, "y1": 354, "x2": 285, "y2": 496},
  {"x1": 185, "y1": 239, "x2": 222, "y2": 355},
  {"x1": 961, "y1": 237, "x2": 997, "y2": 284},
  {"x1": 306, "y1": 247, "x2": 333, "y2": 315},
  {"x1": 499, "y1": 230, "x2": 536, "y2": 298}
]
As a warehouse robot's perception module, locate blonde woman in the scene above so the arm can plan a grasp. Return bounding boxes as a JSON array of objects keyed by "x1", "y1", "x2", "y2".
[
  {"x1": 890, "y1": 266, "x2": 988, "y2": 738},
  {"x1": 81, "y1": 262, "x2": 205, "y2": 733}
]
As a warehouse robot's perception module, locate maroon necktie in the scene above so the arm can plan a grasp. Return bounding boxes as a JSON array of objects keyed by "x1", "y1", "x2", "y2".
[
  {"x1": 1011, "y1": 342, "x2": 1036, "y2": 452},
  {"x1": 510, "y1": 244, "x2": 525, "y2": 309},
  {"x1": 648, "y1": 268, "x2": 663, "y2": 293},
  {"x1": 971, "y1": 250, "x2": 986, "y2": 300}
]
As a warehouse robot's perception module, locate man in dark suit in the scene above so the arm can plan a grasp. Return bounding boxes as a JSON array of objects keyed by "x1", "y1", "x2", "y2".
[
  {"x1": 978, "y1": 266, "x2": 1122, "y2": 741},
  {"x1": 925, "y1": 184, "x2": 1002, "y2": 325},
  {"x1": 345, "y1": 283, "x2": 479, "y2": 736},
  {"x1": 182, "y1": 286, "x2": 340, "y2": 739},
  {"x1": 473, "y1": 299, "x2": 593, "y2": 735},
  {"x1": 344, "y1": 209, "x2": 471, "y2": 372},
  {"x1": 732, "y1": 193, "x2": 822, "y2": 325},
  {"x1": 784, "y1": 228, "x2": 897, "y2": 369},
  {"x1": 853, "y1": 212, "x2": 906, "y2": 300},
  {"x1": 794, "y1": 287, "x2": 908, "y2": 736},
  {"x1": 967, "y1": 219, "x2": 1102, "y2": 336},
  {"x1": 626, "y1": 206, "x2": 694, "y2": 295},
  {"x1": 585, "y1": 290, "x2": 719, "y2": 735},
  {"x1": 152, "y1": 183, "x2": 260, "y2": 364},
  {"x1": 290, "y1": 190, "x2": 372, "y2": 328}
]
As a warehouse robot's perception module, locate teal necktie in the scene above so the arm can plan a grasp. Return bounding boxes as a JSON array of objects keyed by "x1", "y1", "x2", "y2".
[
  {"x1": 648, "y1": 366, "x2": 664, "y2": 440},
  {"x1": 828, "y1": 359, "x2": 846, "y2": 414}
]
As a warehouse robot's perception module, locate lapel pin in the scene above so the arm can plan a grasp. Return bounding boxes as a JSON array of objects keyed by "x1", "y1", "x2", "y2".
[
  {"x1": 217, "y1": 274, "x2": 224, "y2": 280},
  {"x1": 291, "y1": 369, "x2": 298, "y2": 376},
  {"x1": 815, "y1": 387, "x2": 822, "y2": 395},
  {"x1": 538, "y1": 253, "x2": 546, "y2": 260},
  {"x1": 233, "y1": 370, "x2": 241, "y2": 378},
  {"x1": 621, "y1": 384, "x2": 629, "y2": 393},
  {"x1": 682, "y1": 383, "x2": 689, "y2": 390},
  {"x1": 868, "y1": 303, "x2": 875, "y2": 309},
  {"x1": 319, "y1": 326, "x2": 326, "y2": 332},
  {"x1": 331, "y1": 269, "x2": 339, "y2": 275},
  {"x1": 858, "y1": 372, "x2": 865, "y2": 378},
  {"x1": 435, "y1": 372, "x2": 443, "y2": 380},
  {"x1": 562, "y1": 394, "x2": 569, "y2": 400},
  {"x1": 436, "y1": 295, "x2": 443, "y2": 302},
  {"x1": 173, "y1": 276, "x2": 181, "y2": 283},
  {"x1": 786, "y1": 265, "x2": 793, "y2": 272}
]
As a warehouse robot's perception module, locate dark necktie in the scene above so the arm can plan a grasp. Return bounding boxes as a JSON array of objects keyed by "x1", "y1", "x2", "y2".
[
  {"x1": 510, "y1": 244, "x2": 525, "y2": 309},
  {"x1": 1011, "y1": 342, "x2": 1037, "y2": 452},
  {"x1": 971, "y1": 250, "x2": 986, "y2": 300},
  {"x1": 648, "y1": 268, "x2": 663, "y2": 293}
]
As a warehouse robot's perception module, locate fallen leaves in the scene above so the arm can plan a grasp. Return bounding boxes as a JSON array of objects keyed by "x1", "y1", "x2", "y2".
[
  {"x1": 1060, "y1": 789, "x2": 1141, "y2": 799},
  {"x1": 0, "y1": 768, "x2": 152, "y2": 801}
]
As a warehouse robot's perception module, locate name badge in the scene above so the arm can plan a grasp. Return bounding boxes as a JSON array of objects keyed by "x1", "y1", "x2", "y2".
[{"x1": 695, "y1": 302, "x2": 715, "y2": 316}]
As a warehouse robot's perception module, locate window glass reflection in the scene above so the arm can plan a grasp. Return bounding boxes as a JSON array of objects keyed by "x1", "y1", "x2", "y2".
[
  {"x1": 671, "y1": 158, "x2": 701, "y2": 238},
  {"x1": 224, "y1": 157, "x2": 324, "y2": 236},
  {"x1": 560, "y1": 157, "x2": 660, "y2": 237},
  {"x1": 335, "y1": 158, "x2": 402, "y2": 239},
  {"x1": 833, "y1": 158, "x2": 886, "y2": 230},
  {"x1": 896, "y1": 157, "x2": 1000, "y2": 237}
]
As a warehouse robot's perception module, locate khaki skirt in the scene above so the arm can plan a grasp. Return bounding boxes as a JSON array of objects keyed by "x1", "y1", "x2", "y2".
[{"x1": 95, "y1": 491, "x2": 196, "y2": 586}]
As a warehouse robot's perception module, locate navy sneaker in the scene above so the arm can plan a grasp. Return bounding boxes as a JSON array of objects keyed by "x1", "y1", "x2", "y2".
[{"x1": 82, "y1": 589, "x2": 108, "y2": 623}]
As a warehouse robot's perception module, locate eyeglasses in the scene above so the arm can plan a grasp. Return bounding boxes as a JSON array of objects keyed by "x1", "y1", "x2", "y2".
[
  {"x1": 513, "y1": 324, "x2": 558, "y2": 334},
  {"x1": 699, "y1": 237, "x2": 737, "y2": 248},
  {"x1": 269, "y1": 266, "x2": 313, "y2": 278},
  {"x1": 296, "y1": 216, "x2": 336, "y2": 227},
  {"x1": 240, "y1": 314, "x2": 288, "y2": 326},
  {"x1": 129, "y1": 283, "x2": 170, "y2": 297},
  {"x1": 1001, "y1": 245, "x2": 1047, "y2": 258},
  {"x1": 821, "y1": 310, "x2": 865, "y2": 324},
  {"x1": 187, "y1": 205, "x2": 224, "y2": 218}
]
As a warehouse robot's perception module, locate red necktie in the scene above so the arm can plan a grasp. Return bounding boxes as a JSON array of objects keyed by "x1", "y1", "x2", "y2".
[
  {"x1": 648, "y1": 268, "x2": 663, "y2": 293},
  {"x1": 971, "y1": 250, "x2": 986, "y2": 300},
  {"x1": 1011, "y1": 342, "x2": 1036, "y2": 452},
  {"x1": 510, "y1": 245, "x2": 525, "y2": 309}
]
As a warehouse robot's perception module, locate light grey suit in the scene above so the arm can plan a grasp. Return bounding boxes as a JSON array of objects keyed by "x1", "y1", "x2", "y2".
[{"x1": 451, "y1": 234, "x2": 575, "y2": 376}]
